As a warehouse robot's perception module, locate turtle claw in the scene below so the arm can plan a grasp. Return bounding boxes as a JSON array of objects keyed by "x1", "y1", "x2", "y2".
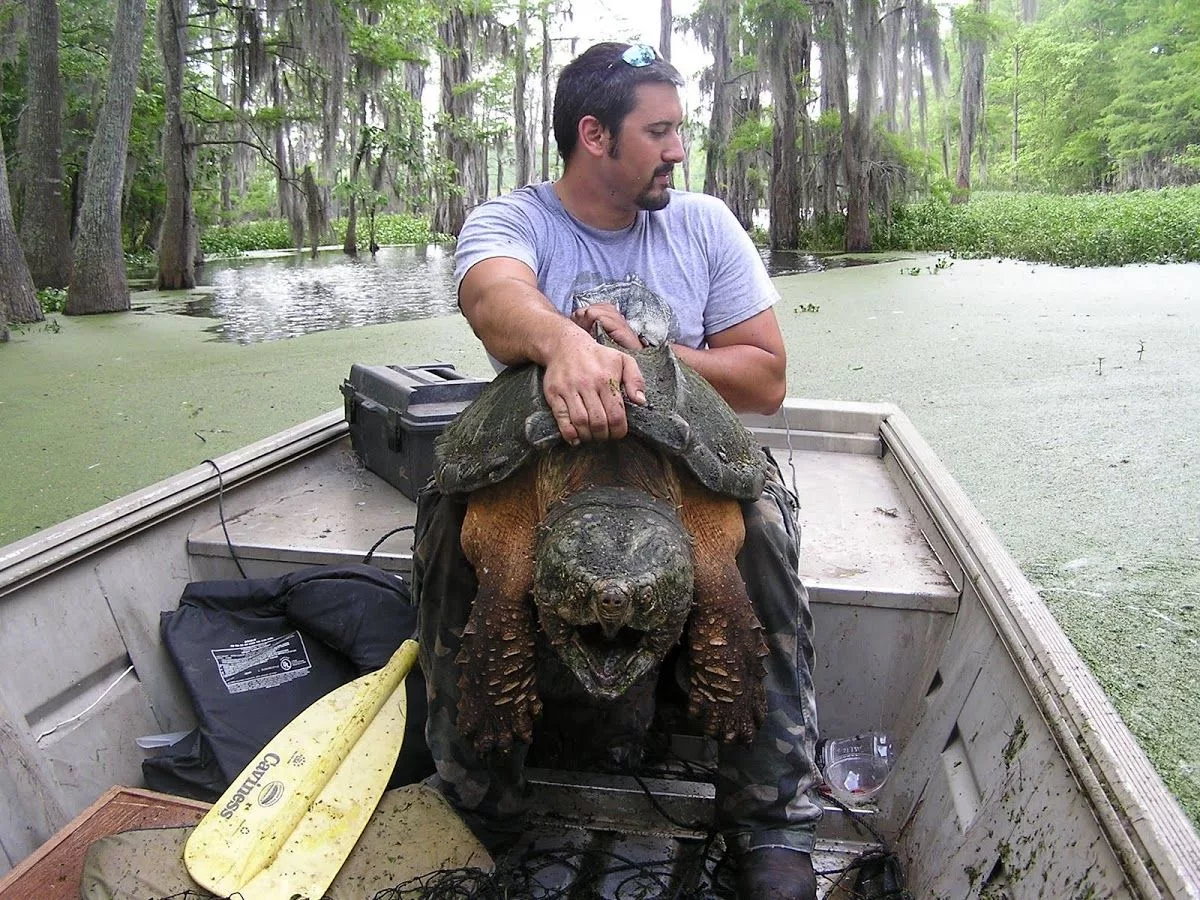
[
  {"x1": 687, "y1": 672, "x2": 766, "y2": 745},
  {"x1": 686, "y1": 612, "x2": 769, "y2": 745},
  {"x1": 456, "y1": 628, "x2": 542, "y2": 756},
  {"x1": 457, "y1": 684, "x2": 542, "y2": 756}
]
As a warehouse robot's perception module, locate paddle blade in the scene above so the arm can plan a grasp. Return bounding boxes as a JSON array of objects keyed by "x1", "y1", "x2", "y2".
[{"x1": 184, "y1": 640, "x2": 419, "y2": 898}]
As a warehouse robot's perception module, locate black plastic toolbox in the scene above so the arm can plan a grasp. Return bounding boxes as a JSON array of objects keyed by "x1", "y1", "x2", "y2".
[{"x1": 341, "y1": 362, "x2": 489, "y2": 499}]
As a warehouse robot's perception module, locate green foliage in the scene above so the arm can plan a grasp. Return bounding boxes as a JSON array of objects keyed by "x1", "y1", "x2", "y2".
[
  {"x1": 728, "y1": 112, "x2": 771, "y2": 155},
  {"x1": 199, "y1": 220, "x2": 296, "y2": 254},
  {"x1": 124, "y1": 250, "x2": 157, "y2": 274},
  {"x1": 981, "y1": 0, "x2": 1200, "y2": 192},
  {"x1": 200, "y1": 214, "x2": 448, "y2": 255},
  {"x1": 877, "y1": 188, "x2": 1200, "y2": 266},
  {"x1": 334, "y1": 214, "x2": 449, "y2": 247},
  {"x1": 37, "y1": 288, "x2": 68, "y2": 314},
  {"x1": 952, "y1": 2, "x2": 1007, "y2": 46},
  {"x1": 795, "y1": 215, "x2": 847, "y2": 252}
]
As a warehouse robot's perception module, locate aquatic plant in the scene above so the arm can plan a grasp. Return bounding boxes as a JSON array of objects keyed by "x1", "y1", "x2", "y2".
[
  {"x1": 200, "y1": 215, "x2": 451, "y2": 257},
  {"x1": 877, "y1": 188, "x2": 1200, "y2": 267}
]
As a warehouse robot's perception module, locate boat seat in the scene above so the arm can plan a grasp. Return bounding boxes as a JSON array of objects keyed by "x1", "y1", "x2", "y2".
[{"x1": 187, "y1": 436, "x2": 957, "y2": 616}]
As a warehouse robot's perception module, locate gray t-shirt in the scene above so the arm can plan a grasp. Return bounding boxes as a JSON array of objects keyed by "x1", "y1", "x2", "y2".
[{"x1": 453, "y1": 182, "x2": 778, "y2": 350}]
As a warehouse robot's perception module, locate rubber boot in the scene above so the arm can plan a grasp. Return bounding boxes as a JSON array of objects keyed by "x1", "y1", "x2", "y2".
[{"x1": 735, "y1": 847, "x2": 818, "y2": 900}]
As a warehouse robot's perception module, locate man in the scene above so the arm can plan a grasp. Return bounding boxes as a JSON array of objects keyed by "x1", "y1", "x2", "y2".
[{"x1": 415, "y1": 42, "x2": 820, "y2": 900}]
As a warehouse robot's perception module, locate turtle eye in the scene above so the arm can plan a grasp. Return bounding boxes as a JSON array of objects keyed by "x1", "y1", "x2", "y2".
[{"x1": 639, "y1": 585, "x2": 656, "y2": 614}]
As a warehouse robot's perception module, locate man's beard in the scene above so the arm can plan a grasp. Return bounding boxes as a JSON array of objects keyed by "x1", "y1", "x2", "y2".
[{"x1": 635, "y1": 166, "x2": 674, "y2": 211}]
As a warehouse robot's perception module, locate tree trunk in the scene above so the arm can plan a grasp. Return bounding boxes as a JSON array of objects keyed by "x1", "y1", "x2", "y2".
[
  {"x1": 1011, "y1": 43, "x2": 1019, "y2": 187},
  {"x1": 916, "y1": 51, "x2": 928, "y2": 146},
  {"x1": 881, "y1": 3, "x2": 901, "y2": 131},
  {"x1": 66, "y1": 0, "x2": 148, "y2": 315},
  {"x1": 955, "y1": 0, "x2": 988, "y2": 201},
  {"x1": 212, "y1": 10, "x2": 232, "y2": 222},
  {"x1": 660, "y1": 0, "x2": 672, "y2": 61},
  {"x1": 727, "y1": 79, "x2": 761, "y2": 229},
  {"x1": 344, "y1": 125, "x2": 370, "y2": 255},
  {"x1": 303, "y1": 165, "x2": 327, "y2": 259},
  {"x1": 18, "y1": 0, "x2": 71, "y2": 289},
  {"x1": 272, "y1": 64, "x2": 305, "y2": 250},
  {"x1": 768, "y1": 20, "x2": 805, "y2": 249},
  {"x1": 403, "y1": 62, "x2": 427, "y2": 214},
  {"x1": 901, "y1": 17, "x2": 913, "y2": 135},
  {"x1": 1, "y1": 118, "x2": 43, "y2": 325},
  {"x1": 540, "y1": 10, "x2": 551, "y2": 181},
  {"x1": 702, "y1": 0, "x2": 733, "y2": 201},
  {"x1": 345, "y1": 195, "x2": 358, "y2": 253},
  {"x1": 369, "y1": 146, "x2": 387, "y2": 253},
  {"x1": 494, "y1": 132, "x2": 504, "y2": 195},
  {"x1": 156, "y1": 0, "x2": 197, "y2": 290},
  {"x1": 815, "y1": 0, "x2": 846, "y2": 223},
  {"x1": 434, "y1": 8, "x2": 481, "y2": 236},
  {"x1": 514, "y1": 0, "x2": 532, "y2": 187},
  {"x1": 844, "y1": 0, "x2": 878, "y2": 252}
]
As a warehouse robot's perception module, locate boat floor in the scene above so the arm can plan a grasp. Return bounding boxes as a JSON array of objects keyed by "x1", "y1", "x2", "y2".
[{"x1": 0, "y1": 782, "x2": 881, "y2": 899}]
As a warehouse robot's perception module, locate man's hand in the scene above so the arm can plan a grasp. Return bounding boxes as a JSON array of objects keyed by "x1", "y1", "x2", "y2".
[
  {"x1": 542, "y1": 331, "x2": 646, "y2": 444},
  {"x1": 457, "y1": 258, "x2": 648, "y2": 442},
  {"x1": 571, "y1": 302, "x2": 644, "y2": 350}
]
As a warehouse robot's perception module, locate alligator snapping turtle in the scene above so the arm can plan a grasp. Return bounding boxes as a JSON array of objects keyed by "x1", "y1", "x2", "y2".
[{"x1": 433, "y1": 342, "x2": 771, "y2": 756}]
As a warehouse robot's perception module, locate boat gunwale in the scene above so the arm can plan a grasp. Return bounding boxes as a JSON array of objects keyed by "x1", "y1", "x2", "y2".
[{"x1": 878, "y1": 407, "x2": 1200, "y2": 899}]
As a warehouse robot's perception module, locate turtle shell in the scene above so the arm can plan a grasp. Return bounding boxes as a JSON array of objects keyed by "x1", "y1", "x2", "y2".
[{"x1": 433, "y1": 343, "x2": 768, "y2": 500}]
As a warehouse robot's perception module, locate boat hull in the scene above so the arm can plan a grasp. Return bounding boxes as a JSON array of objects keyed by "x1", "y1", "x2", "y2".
[{"x1": 1, "y1": 401, "x2": 1196, "y2": 897}]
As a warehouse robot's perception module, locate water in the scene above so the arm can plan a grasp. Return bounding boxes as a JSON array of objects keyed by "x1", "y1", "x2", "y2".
[
  {"x1": 144, "y1": 243, "x2": 866, "y2": 344},
  {"x1": 758, "y1": 248, "x2": 879, "y2": 277},
  {"x1": 174, "y1": 245, "x2": 458, "y2": 343}
]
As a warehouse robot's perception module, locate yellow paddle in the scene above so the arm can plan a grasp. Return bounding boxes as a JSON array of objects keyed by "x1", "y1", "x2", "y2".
[{"x1": 184, "y1": 640, "x2": 420, "y2": 900}]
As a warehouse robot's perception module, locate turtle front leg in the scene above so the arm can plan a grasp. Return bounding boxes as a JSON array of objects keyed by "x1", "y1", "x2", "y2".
[
  {"x1": 679, "y1": 483, "x2": 768, "y2": 745},
  {"x1": 457, "y1": 473, "x2": 543, "y2": 756}
]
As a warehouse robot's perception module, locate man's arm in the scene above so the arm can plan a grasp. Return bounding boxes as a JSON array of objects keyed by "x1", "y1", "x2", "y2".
[
  {"x1": 458, "y1": 257, "x2": 647, "y2": 444},
  {"x1": 672, "y1": 308, "x2": 787, "y2": 414},
  {"x1": 571, "y1": 300, "x2": 787, "y2": 414}
]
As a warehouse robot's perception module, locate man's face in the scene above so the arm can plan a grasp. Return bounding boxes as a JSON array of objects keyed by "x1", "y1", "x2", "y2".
[{"x1": 605, "y1": 83, "x2": 686, "y2": 211}]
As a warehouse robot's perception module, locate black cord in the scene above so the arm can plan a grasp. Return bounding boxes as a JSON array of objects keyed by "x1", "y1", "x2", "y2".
[
  {"x1": 203, "y1": 459, "x2": 248, "y2": 579},
  {"x1": 631, "y1": 772, "x2": 715, "y2": 835},
  {"x1": 363, "y1": 524, "x2": 415, "y2": 565}
]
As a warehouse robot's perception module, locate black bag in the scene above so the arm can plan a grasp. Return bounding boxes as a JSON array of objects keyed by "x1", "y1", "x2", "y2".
[{"x1": 143, "y1": 563, "x2": 433, "y2": 800}]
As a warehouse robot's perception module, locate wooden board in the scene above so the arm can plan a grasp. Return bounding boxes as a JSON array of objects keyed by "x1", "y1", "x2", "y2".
[{"x1": 0, "y1": 787, "x2": 208, "y2": 900}]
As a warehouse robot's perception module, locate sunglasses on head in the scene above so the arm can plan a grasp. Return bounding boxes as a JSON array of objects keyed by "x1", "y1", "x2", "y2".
[{"x1": 615, "y1": 44, "x2": 657, "y2": 68}]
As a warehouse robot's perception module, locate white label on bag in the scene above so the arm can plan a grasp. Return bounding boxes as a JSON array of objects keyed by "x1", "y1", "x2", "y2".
[{"x1": 211, "y1": 632, "x2": 313, "y2": 693}]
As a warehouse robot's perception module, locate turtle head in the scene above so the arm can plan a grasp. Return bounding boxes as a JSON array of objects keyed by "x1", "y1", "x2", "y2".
[{"x1": 533, "y1": 487, "x2": 694, "y2": 701}]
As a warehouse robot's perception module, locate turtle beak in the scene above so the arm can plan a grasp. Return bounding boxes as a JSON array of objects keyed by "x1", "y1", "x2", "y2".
[{"x1": 592, "y1": 581, "x2": 633, "y2": 639}]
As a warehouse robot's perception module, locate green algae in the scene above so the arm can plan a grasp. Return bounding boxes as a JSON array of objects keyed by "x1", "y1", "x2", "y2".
[{"x1": 0, "y1": 298, "x2": 489, "y2": 543}]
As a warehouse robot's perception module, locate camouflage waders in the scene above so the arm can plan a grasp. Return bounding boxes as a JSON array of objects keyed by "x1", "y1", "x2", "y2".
[{"x1": 413, "y1": 469, "x2": 822, "y2": 854}]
